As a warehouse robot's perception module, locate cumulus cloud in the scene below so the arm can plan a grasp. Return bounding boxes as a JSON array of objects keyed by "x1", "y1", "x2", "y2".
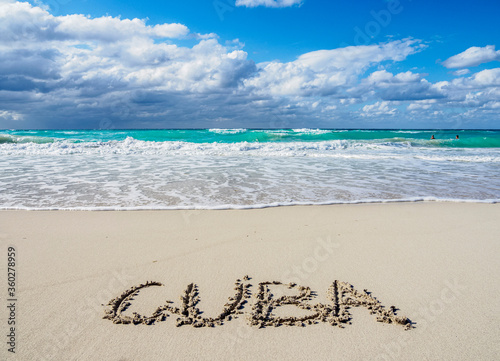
[
  {"x1": 442, "y1": 45, "x2": 500, "y2": 69},
  {"x1": 354, "y1": 69, "x2": 443, "y2": 101},
  {"x1": 470, "y1": 68, "x2": 500, "y2": 87},
  {"x1": 0, "y1": 1, "x2": 498, "y2": 129},
  {"x1": 244, "y1": 40, "x2": 424, "y2": 97},
  {"x1": 419, "y1": 68, "x2": 500, "y2": 126},
  {"x1": 407, "y1": 100, "x2": 436, "y2": 111},
  {"x1": 0, "y1": 1, "x2": 189, "y2": 43},
  {"x1": 235, "y1": 0, "x2": 303, "y2": 8},
  {"x1": 361, "y1": 101, "x2": 397, "y2": 117},
  {"x1": 441, "y1": 68, "x2": 500, "y2": 91}
]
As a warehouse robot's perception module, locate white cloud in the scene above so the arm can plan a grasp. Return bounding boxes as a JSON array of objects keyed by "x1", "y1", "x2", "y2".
[
  {"x1": 443, "y1": 68, "x2": 500, "y2": 90},
  {"x1": 195, "y1": 32, "x2": 219, "y2": 40},
  {"x1": 235, "y1": 0, "x2": 303, "y2": 8},
  {"x1": 442, "y1": 45, "x2": 500, "y2": 69},
  {"x1": 365, "y1": 70, "x2": 421, "y2": 84},
  {"x1": 407, "y1": 100, "x2": 436, "y2": 111},
  {"x1": 421, "y1": 68, "x2": 500, "y2": 117},
  {"x1": 0, "y1": 109, "x2": 23, "y2": 121},
  {"x1": 244, "y1": 39, "x2": 424, "y2": 97},
  {"x1": 471, "y1": 68, "x2": 500, "y2": 87},
  {"x1": 353, "y1": 69, "x2": 441, "y2": 101},
  {"x1": 151, "y1": 23, "x2": 190, "y2": 38},
  {"x1": 452, "y1": 69, "x2": 470, "y2": 76},
  {"x1": 482, "y1": 101, "x2": 500, "y2": 109},
  {"x1": 0, "y1": 1, "x2": 189, "y2": 44},
  {"x1": 296, "y1": 40, "x2": 423, "y2": 70},
  {"x1": 361, "y1": 101, "x2": 396, "y2": 117}
]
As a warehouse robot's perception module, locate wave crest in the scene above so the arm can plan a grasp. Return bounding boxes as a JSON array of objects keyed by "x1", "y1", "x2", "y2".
[{"x1": 0, "y1": 137, "x2": 498, "y2": 163}]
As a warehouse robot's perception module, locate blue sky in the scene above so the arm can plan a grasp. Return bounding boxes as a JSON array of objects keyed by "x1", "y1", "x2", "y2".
[
  {"x1": 0, "y1": 0, "x2": 499, "y2": 128},
  {"x1": 56, "y1": 0, "x2": 499, "y2": 65}
]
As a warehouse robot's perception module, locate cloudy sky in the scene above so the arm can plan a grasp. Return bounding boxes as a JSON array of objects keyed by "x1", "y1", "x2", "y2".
[{"x1": 0, "y1": 0, "x2": 499, "y2": 129}]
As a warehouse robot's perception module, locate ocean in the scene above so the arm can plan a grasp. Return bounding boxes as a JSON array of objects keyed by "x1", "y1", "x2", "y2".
[{"x1": 1, "y1": 129, "x2": 499, "y2": 209}]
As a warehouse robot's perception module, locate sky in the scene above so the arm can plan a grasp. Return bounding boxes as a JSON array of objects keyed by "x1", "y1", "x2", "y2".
[{"x1": 0, "y1": 0, "x2": 499, "y2": 129}]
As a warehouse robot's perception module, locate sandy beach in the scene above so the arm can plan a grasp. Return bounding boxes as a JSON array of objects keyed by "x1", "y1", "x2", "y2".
[
  {"x1": 1, "y1": 202, "x2": 499, "y2": 360},
  {"x1": 2, "y1": 1, "x2": 499, "y2": 360}
]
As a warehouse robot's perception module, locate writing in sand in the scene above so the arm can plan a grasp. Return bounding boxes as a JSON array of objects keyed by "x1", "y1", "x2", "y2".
[{"x1": 103, "y1": 277, "x2": 412, "y2": 330}]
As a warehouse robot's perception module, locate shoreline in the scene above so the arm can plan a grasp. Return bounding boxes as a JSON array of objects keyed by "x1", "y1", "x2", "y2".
[
  {"x1": 1, "y1": 202, "x2": 499, "y2": 360},
  {"x1": 0, "y1": 198, "x2": 498, "y2": 212}
]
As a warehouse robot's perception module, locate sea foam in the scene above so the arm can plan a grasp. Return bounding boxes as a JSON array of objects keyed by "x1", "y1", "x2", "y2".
[{"x1": 1, "y1": 129, "x2": 499, "y2": 209}]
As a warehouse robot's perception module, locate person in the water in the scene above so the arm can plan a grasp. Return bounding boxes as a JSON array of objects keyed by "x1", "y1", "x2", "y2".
[
  {"x1": 456, "y1": 135, "x2": 459, "y2": 139},
  {"x1": 431, "y1": 135, "x2": 435, "y2": 139}
]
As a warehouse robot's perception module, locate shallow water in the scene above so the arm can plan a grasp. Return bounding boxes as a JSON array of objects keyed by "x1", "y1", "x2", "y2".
[{"x1": 1, "y1": 129, "x2": 499, "y2": 209}]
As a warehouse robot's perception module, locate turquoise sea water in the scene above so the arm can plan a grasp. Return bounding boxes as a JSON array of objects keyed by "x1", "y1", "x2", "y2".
[
  {"x1": 1, "y1": 129, "x2": 500, "y2": 148},
  {"x1": 0, "y1": 129, "x2": 499, "y2": 209}
]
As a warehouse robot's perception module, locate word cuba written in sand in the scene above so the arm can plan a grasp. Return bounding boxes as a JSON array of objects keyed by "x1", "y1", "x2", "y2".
[{"x1": 103, "y1": 277, "x2": 412, "y2": 330}]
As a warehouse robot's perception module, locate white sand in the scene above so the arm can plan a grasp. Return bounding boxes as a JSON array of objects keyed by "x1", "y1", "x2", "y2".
[{"x1": 1, "y1": 202, "x2": 499, "y2": 360}]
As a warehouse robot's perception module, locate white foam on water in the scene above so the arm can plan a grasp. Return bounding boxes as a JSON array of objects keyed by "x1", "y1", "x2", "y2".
[
  {"x1": 2, "y1": 137, "x2": 499, "y2": 159},
  {"x1": 0, "y1": 199, "x2": 497, "y2": 211},
  {"x1": 208, "y1": 128, "x2": 247, "y2": 134},
  {"x1": 292, "y1": 128, "x2": 331, "y2": 134},
  {"x1": 1, "y1": 139, "x2": 499, "y2": 209}
]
